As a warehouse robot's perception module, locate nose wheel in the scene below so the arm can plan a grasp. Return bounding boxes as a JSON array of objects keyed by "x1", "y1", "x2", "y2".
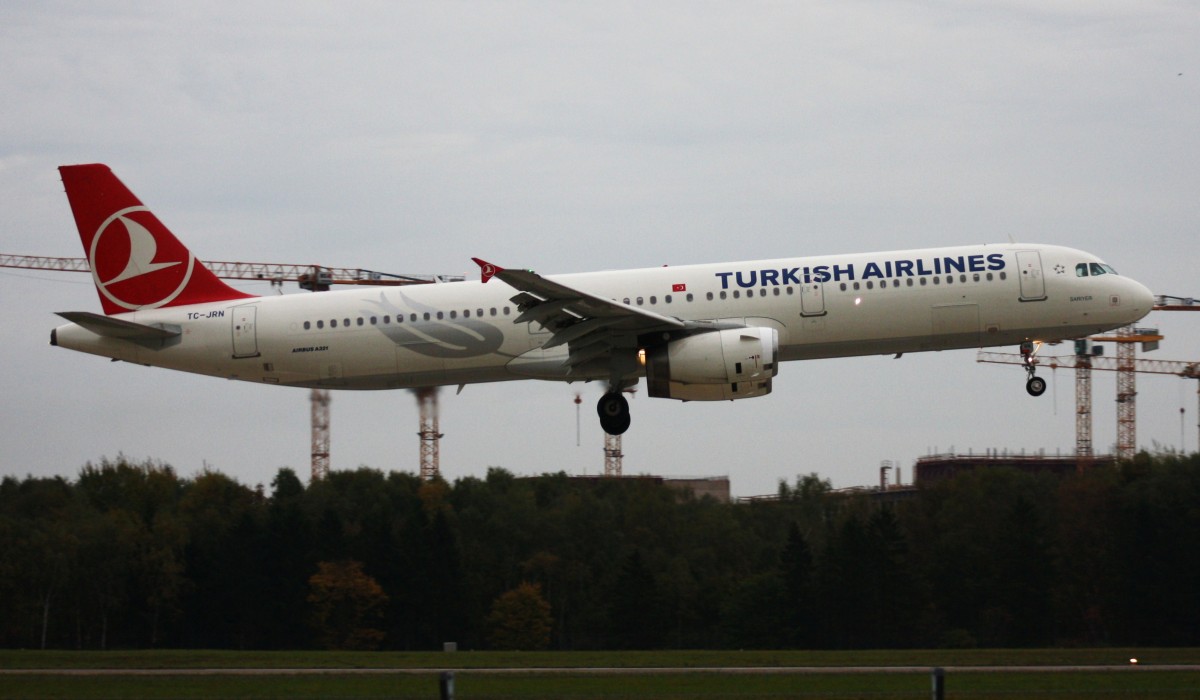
[
  {"x1": 597, "y1": 392, "x2": 631, "y2": 435},
  {"x1": 1020, "y1": 340, "x2": 1047, "y2": 397}
]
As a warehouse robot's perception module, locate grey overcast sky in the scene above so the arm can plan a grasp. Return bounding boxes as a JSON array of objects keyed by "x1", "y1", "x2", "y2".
[{"x1": 2, "y1": 2, "x2": 1198, "y2": 496}]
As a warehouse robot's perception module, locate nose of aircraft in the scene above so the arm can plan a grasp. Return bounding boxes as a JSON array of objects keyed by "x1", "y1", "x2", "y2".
[{"x1": 1128, "y1": 278, "x2": 1156, "y2": 322}]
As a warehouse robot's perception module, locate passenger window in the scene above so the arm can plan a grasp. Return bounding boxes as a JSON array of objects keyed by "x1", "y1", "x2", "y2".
[
  {"x1": 1000, "y1": 272, "x2": 1007, "y2": 280},
  {"x1": 331, "y1": 319, "x2": 338, "y2": 328},
  {"x1": 343, "y1": 318, "x2": 350, "y2": 326},
  {"x1": 960, "y1": 274, "x2": 967, "y2": 283},
  {"x1": 986, "y1": 273, "x2": 993, "y2": 281},
  {"x1": 463, "y1": 310, "x2": 470, "y2": 318},
  {"x1": 786, "y1": 287, "x2": 794, "y2": 295},
  {"x1": 840, "y1": 283, "x2": 847, "y2": 291},
  {"x1": 503, "y1": 307, "x2": 511, "y2": 315},
  {"x1": 732, "y1": 290, "x2": 740, "y2": 299},
  {"x1": 853, "y1": 282, "x2": 860, "y2": 290},
  {"x1": 720, "y1": 291, "x2": 727, "y2": 300},
  {"x1": 665, "y1": 295, "x2": 672, "y2": 303},
  {"x1": 649, "y1": 296, "x2": 657, "y2": 304},
  {"x1": 920, "y1": 278, "x2": 927, "y2": 286},
  {"x1": 423, "y1": 312, "x2": 431, "y2": 321},
  {"x1": 436, "y1": 312, "x2": 444, "y2": 320},
  {"x1": 317, "y1": 320, "x2": 324, "y2": 329},
  {"x1": 490, "y1": 308, "x2": 497, "y2": 316},
  {"x1": 304, "y1": 321, "x2": 311, "y2": 330},
  {"x1": 357, "y1": 317, "x2": 364, "y2": 326},
  {"x1": 370, "y1": 316, "x2": 377, "y2": 325},
  {"x1": 906, "y1": 279, "x2": 913, "y2": 287},
  {"x1": 623, "y1": 298, "x2": 630, "y2": 305},
  {"x1": 686, "y1": 293, "x2": 693, "y2": 302},
  {"x1": 933, "y1": 277, "x2": 940, "y2": 285},
  {"x1": 866, "y1": 281, "x2": 873, "y2": 290},
  {"x1": 636, "y1": 297, "x2": 643, "y2": 305},
  {"x1": 773, "y1": 288, "x2": 780, "y2": 296}
]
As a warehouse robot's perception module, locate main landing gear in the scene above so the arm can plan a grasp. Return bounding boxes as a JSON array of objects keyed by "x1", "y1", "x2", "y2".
[
  {"x1": 1020, "y1": 340, "x2": 1047, "y2": 397},
  {"x1": 597, "y1": 391, "x2": 631, "y2": 435}
]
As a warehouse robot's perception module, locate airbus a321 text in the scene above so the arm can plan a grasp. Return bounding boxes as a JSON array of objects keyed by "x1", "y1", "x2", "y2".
[{"x1": 51, "y1": 164, "x2": 1155, "y2": 435}]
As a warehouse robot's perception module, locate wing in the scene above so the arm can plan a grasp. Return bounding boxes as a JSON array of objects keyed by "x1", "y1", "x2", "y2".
[{"x1": 474, "y1": 258, "x2": 728, "y2": 378}]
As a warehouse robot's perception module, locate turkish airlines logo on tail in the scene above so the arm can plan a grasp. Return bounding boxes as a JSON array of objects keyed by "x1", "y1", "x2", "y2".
[{"x1": 89, "y1": 206, "x2": 195, "y2": 310}]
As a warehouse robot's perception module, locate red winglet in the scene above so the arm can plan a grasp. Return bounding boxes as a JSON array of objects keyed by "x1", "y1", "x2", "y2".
[{"x1": 472, "y1": 257, "x2": 503, "y2": 283}]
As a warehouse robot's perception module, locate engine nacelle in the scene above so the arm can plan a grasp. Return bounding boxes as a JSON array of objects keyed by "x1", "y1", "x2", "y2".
[{"x1": 645, "y1": 327, "x2": 779, "y2": 401}]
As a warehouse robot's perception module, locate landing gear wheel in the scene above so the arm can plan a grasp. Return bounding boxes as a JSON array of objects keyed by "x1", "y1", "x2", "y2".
[
  {"x1": 1018, "y1": 341, "x2": 1045, "y2": 398},
  {"x1": 597, "y1": 392, "x2": 631, "y2": 435}
]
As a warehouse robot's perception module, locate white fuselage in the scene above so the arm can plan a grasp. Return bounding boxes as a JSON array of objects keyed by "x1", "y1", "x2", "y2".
[{"x1": 53, "y1": 243, "x2": 1155, "y2": 391}]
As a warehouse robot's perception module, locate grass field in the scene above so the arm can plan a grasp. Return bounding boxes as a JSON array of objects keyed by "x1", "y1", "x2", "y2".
[{"x1": 1, "y1": 649, "x2": 1197, "y2": 699}]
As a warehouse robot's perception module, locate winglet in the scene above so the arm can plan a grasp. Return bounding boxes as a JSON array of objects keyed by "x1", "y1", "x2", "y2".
[{"x1": 472, "y1": 257, "x2": 503, "y2": 283}]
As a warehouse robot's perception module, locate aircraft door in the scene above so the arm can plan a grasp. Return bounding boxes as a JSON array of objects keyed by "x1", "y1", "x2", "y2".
[
  {"x1": 231, "y1": 304, "x2": 259, "y2": 358},
  {"x1": 800, "y1": 283, "x2": 826, "y2": 317},
  {"x1": 1016, "y1": 250, "x2": 1047, "y2": 301}
]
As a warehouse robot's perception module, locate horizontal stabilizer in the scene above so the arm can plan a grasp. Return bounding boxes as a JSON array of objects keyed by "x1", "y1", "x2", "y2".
[{"x1": 56, "y1": 311, "x2": 181, "y2": 340}]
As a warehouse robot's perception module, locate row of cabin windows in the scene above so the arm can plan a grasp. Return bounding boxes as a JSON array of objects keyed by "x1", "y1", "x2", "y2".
[
  {"x1": 622, "y1": 293, "x2": 687, "y2": 305},
  {"x1": 299, "y1": 271, "x2": 1011, "y2": 330},
  {"x1": 302, "y1": 305, "x2": 513, "y2": 330},
  {"x1": 623, "y1": 289, "x2": 804, "y2": 303},
  {"x1": 839, "y1": 271, "x2": 1006, "y2": 291},
  {"x1": 704, "y1": 287, "x2": 798, "y2": 301}
]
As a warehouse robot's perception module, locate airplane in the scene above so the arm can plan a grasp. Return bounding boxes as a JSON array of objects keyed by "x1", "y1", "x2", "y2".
[{"x1": 51, "y1": 164, "x2": 1156, "y2": 435}]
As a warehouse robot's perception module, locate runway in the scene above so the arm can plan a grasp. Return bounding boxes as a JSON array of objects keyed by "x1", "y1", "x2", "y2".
[{"x1": 3, "y1": 664, "x2": 1198, "y2": 675}]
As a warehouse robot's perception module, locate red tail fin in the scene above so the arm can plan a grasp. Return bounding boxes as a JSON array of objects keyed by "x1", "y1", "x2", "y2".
[{"x1": 59, "y1": 164, "x2": 254, "y2": 315}]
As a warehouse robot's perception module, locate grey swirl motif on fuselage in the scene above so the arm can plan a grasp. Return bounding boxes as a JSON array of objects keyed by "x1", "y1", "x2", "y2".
[{"x1": 363, "y1": 291, "x2": 509, "y2": 359}]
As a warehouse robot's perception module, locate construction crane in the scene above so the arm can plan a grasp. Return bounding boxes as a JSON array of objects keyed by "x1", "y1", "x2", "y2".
[
  {"x1": 415, "y1": 387, "x2": 443, "y2": 480},
  {"x1": 1154, "y1": 295, "x2": 1200, "y2": 312},
  {"x1": 978, "y1": 337, "x2": 1199, "y2": 461},
  {"x1": 3, "y1": 252, "x2": 463, "y2": 481},
  {"x1": 604, "y1": 432, "x2": 624, "y2": 477},
  {"x1": 0, "y1": 253, "x2": 461, "y2": 288}
]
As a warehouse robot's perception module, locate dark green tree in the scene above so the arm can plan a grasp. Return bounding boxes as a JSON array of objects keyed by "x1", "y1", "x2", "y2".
[{"x1": 608, "y1": 550, "x2": 665, "y2": 649}]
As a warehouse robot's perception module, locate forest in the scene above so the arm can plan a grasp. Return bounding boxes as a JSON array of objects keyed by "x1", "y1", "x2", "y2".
[{"x1": 1, "y1": 451, "x2": 1198, "y2": 651}]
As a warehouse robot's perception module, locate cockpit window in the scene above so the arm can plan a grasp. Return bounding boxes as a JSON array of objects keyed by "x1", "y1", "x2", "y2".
[{"x1": 1078, "y1": 262, "x2": 1119, "y2": 277}]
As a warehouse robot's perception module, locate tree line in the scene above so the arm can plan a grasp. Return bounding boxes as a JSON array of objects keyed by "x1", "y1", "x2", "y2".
[{"x1": 1, "y1": 451, "x2": 1197, "y2": 650}]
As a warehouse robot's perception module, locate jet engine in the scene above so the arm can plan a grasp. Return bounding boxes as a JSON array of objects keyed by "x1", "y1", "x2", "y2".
[{"x1": 645, "y1": 327, "x2": 779, "y2": 401}]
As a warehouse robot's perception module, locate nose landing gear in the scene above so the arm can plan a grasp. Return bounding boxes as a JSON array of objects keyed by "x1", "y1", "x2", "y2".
[{"x1": 1021, "y1": 340, "x2": 1047, "y2": 397}]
